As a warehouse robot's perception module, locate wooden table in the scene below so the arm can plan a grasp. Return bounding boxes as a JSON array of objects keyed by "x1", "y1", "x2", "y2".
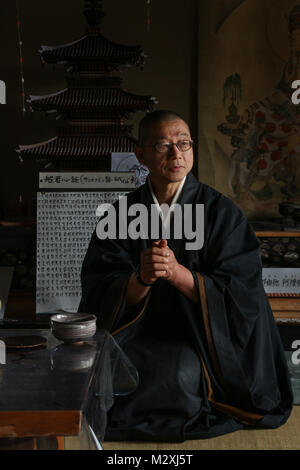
[{"x1": 0, "y1": 329, "x2": 114, "y2": 450}]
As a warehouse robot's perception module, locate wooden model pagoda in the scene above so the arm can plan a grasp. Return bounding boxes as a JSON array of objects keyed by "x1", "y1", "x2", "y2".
[{"x1": 17, "y1": 0, "x2": 157, "y2": 169}]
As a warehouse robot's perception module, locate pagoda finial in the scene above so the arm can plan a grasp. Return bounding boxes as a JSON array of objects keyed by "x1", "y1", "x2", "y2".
[{"x1": 83, "y1": 0, "x2": 105, "y2": 28}]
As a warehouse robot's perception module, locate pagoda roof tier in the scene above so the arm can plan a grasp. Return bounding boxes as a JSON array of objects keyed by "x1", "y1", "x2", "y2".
[
  {"x1": 56, "y1": 122, "x2": 133, "y2": 136},
  {"x1": 28, "y1": 88, "x2": 156, "y2": 113},
  {"x1": 17, "y1": 135, "x2": 137, "y2": 162},
  {"x1": 39, "y1": 35, "x2": 146, "y2": 67},
  {"x1": 65, "y1": 75, "x2": 123, "y2": 87}
]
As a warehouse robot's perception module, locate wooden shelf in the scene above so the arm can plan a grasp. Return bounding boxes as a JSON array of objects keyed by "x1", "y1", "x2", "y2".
[
  {"x1": 256, "y1": 231, "x2": 300, "y2": 237},
  {"x1": 268, "y1": 297, "x2": 300, "y2": 321}
]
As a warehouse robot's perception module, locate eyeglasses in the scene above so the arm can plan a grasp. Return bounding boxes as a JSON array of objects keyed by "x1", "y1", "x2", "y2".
[{"x1": 144, "y1": 140, "x2": 194, "y2": 154}]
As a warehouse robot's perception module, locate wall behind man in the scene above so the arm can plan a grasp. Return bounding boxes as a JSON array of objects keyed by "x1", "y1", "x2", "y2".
[{"x1": 0, "y1": 0, "x2": 198, "y2": 218}]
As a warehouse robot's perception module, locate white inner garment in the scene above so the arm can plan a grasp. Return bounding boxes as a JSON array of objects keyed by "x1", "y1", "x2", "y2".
[{"x1": 148, "y1": 176, "x2": 186, "y2": 232}]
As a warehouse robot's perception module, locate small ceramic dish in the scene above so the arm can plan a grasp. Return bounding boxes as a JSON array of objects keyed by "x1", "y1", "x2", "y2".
[{"x1": 50, "y1": 313, "x2": 97, "y2": 343}]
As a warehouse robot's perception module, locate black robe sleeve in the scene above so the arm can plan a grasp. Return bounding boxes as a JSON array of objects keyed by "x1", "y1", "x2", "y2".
[{"x1": 79, "y1": 230, "x2": 137, "y2": 330}]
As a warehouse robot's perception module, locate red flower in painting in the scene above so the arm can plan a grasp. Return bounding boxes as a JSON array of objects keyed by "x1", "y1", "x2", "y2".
[
  {"x1": 270, "y1": 150, "x2": 282, "y2": 161},
  {"x1": 266, "y1": 136, "x2": 275, "y2": 144},
  {"x1": 259, "y1": 159, "x2": 267, "y2": 170},
  {"x1": 255, "y1": 111, "x2": 266, "y2": 122},
  {"x1": 281, "y1": 124, "x2": 292, "y2": 133},
  {"x1": 266, "y1": 122, "x2": 276, "y2": 133},
  {"x1": 260, "y1": 142, "x2": 268, "y2": 152},
  {"x1": 278, "y1": 141, "x2": 288, "y2": 147},
  {"x1": 271, "y1": 112, "x2": 281, "y2": 121}
]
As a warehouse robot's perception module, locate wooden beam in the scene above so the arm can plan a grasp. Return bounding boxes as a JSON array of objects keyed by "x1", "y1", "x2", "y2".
[{"x1": 256, "y1": 231, "x2": 300, "y2": 237}]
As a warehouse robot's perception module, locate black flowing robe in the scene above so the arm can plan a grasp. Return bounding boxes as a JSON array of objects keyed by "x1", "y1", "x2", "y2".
[{"x1": 79, "y1": 172, "x2": 293, "y2": 442}]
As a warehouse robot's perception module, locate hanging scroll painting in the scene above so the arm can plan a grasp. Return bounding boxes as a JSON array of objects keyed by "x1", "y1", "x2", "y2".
[{"x1": 197, "y1": 0, "x2": 300, "y2": 219}]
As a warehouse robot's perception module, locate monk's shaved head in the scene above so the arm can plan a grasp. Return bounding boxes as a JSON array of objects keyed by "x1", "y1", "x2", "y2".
[{"x1": 138, "y1": 110, "x2": 189, "y2": 145}]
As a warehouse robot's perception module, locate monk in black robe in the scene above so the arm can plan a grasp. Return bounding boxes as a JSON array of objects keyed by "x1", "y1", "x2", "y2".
[{"x1": 79, "y1": 110, "x2": 293, "y2": 442}]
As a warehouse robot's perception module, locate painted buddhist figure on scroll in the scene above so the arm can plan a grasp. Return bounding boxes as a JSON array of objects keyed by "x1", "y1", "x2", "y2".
[{"x1": 79, "y1": 110, "x2": 293, "y2": 442}]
